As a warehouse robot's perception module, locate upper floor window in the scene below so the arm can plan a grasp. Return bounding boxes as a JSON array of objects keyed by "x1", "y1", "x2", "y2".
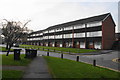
[
  {"x1": 87, "y1": 21, "x2": 102, "y2": 27},
  {"x1": 64, "y1": 34, "x2": 72, "y2": 38},
  {"x1": 74, "y1": 24, "x2": 85, "y2": 29},
  {"x1": 49, "y1": 35, "x2": 54, "y2": 39},
  {"x1": 43, "y1": 30, "x2": 48, "y2": 34},
  {"x1": 87, "y1": 31, "x2": 102, "y2": 37},
  {"x1": 64, "y1": 26, "x2": 73, "y2": 31},
  {"x1": 43, "y1": 36, "x2": 48, "y2": 39},
  {"x1": 49, "y1": 29, "x2": 55, "y2": 33},
  {"x1": 55, "y1": 28, "x2": 63, "y2": 32},
  {"x1": 74, "y1": 33, "x2": 85, "y2": 38},
  {"x1": 55, "y1": 35, "x2": 62, "y2": 39},
  {"x1": 39, "y1": 33, "x2": 43, "y2": 35}
]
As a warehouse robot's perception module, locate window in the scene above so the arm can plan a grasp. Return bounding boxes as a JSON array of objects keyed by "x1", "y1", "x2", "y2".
[
  {"x1": 64, "y1": 34, "x2": 72, "y2": 38},
  {"x1": 43, "y1": 31, "x2": 48, "y2": 34},
  {"x1": 49, "y1": 29, "x2": 55, "y2": 33},
  {"x1": 80, "y1": 42, "x2": 85, "y2": 48},
  {"x1": 87, "y1": 21, "x2": 102, "y2": 27},
  {"x1": 49, "y1": 36, "x2": 54, "y2": 39},
  {"x1": 55, "y1": 35, "x2": 62, "y2": 39},
  {"x1": 89, "y1": 42, "x2": 93, "y2": 45},
  {"x1": 39, "y1": 33, "x2": 43, "y2": 35},
  {"x1": 94, "y1": 42, "x2": 101, "y2": 49},
  {"x1": 64, "y1": 26, "x2": 73, "y2": 31},
  {"x1": 87, "y1": 31, "x2": 102, "y2": 37},
  {"x1": 74, "y1": 24, "x2": 85, "y2": 29},
  {"x1": 74, "y1": 33, "x2": 85, "y2": 38},
  {"x1": 56, "y1": 28, "x2": 63, "y2": 32}
]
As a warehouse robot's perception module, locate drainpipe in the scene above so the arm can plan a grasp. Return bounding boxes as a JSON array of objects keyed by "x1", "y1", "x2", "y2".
[
  {"x1": 72, "y1": 26, "x2": 74, "y2": 48},
  {"x1": 85, "y1": 24, "x2": 87, "y2": 49}
]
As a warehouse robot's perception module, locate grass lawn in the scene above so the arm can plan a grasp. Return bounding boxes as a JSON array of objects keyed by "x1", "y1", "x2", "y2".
[
  {"x1": 20, "y1": 44, "x2": 97, "y2": 54},
  {"x1": 2, "y1": 70, "x2": 23, "y2": 79},
  {"x1": 2, "y1": 54, "x2": 32, "y2": 66},
  {"x1": 44, "y1": 56, "x2": 120, "y2": 79},
  {"x1": 2, "y1": 54, "x2": 32, "y2": 79},
  {"x1": 0, "y1": 47, "x2": 14, "y2": 52}
]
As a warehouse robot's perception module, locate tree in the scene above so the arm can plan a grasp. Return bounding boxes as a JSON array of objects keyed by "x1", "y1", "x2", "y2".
[{"x1": 1, "y1": 19, "x2": 31, "y2": 56}]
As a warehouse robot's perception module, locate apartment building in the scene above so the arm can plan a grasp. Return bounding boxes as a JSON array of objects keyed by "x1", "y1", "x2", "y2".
[{"x1": 27, "y1": 13, "x2": 116, "y2": 49}]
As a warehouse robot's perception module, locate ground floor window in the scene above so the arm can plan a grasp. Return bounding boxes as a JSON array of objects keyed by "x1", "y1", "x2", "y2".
[
  {"x1": 80, "y1": 42, "x2": 85, "y2": 48},
  {"x1": 94, "y1": 42, "x2": 101, "y2": 49}
]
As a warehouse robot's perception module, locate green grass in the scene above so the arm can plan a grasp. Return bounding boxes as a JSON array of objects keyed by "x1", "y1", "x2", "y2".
[
  {"x1": 44, "y1": 56, "x2": 120, "y2": 79},
  {"x1": 2, "y1": 54, "x2": 32, "y2": 79},
  {"x1": 2, "y1": 70, "x2": 23, "y2": 79},
  {"x1": 2, "y1": 54, "x2": 32, "y2": 66},
  {"x1": 20, "y1": 44, "x2": 97, "y2": 54},
  {"x1": 0, "y1": 47, "x2": 14, "y2": 52}
]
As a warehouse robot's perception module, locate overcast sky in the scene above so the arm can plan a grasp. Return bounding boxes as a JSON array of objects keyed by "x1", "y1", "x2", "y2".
[{"x1": 0, "y1": 0, "x2": 119, "y2": 32}]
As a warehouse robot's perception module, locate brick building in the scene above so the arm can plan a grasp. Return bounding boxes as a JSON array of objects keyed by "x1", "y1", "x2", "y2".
[{"x1": 26, "y1": 13, "x2": 116, "y2": 49}]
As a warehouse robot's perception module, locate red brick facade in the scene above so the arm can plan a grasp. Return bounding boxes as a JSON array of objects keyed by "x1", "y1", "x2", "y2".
[{"x1": 102, "y1": 15, "x2": 115, "y2": 49}]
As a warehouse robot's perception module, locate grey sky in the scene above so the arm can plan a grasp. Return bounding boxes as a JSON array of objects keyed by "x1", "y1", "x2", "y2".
[{"x1": 0, "y1": 0, "x2": 119, "y2": 32}]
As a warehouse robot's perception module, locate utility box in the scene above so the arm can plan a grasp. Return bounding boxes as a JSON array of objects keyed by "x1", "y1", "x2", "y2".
[
  {"x1": 25, "y1": 49, "x2": 37, "y2": 59},
  {"x1": 14, "y1": 49, "x2": 21, "y2": 60}
]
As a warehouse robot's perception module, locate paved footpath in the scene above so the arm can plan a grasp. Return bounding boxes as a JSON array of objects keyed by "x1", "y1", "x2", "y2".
[{"x1": 22, "y1": 56, "x2": 52, "y2": 79}]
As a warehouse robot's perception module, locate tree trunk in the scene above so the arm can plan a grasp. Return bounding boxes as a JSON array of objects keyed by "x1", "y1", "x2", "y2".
[
  {"x1": 6, "y1": 44, "x2": 12, "y2": 56},
  {"x1": 6, "y1": 43, "x2": 9, "y2": 49}
]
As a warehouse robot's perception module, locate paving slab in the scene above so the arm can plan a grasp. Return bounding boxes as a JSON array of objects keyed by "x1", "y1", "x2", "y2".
[{"x1": 22, "y1": 56, "x2": 52, "y2": 79}]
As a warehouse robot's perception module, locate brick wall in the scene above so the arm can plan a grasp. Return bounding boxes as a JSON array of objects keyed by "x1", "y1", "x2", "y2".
[{"x1": 102, "y1": 15, "x2": 115, "y2": 49}]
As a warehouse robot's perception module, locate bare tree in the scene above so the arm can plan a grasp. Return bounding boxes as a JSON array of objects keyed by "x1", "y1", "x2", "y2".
[{"x1": 2, "y1": 19, "x2": 31, "y2": 56}]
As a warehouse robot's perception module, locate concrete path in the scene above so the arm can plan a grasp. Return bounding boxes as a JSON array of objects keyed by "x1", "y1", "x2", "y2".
[{"x1": 22, "y1": 56, "x2": 52, "y2": 79}]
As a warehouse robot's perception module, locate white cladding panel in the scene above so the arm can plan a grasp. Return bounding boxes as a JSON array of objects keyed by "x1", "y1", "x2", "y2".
[
  {"x1": 94, "y1": 42, "x2": 101, "y2": 49},
  {"x1": 80, "y1": 42, "x2": 85, "y2": 48}
]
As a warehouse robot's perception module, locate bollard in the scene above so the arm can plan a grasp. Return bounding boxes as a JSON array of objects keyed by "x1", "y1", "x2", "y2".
[
  {"x1": 69, "y1": 51, "x2": 70, "y2": 54},
  {"x1": 47, "y1": 49, "x2": 49, "y2": 56},
  {"x1": 61, "y1": 53, "x2": 63, "y2": 59},
  {"x1": 93, "y1": 60, "x2": 96, "y2": 66},
  {"x1": 76, "y1": 56, "x2": 79, "y2": 62}
]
